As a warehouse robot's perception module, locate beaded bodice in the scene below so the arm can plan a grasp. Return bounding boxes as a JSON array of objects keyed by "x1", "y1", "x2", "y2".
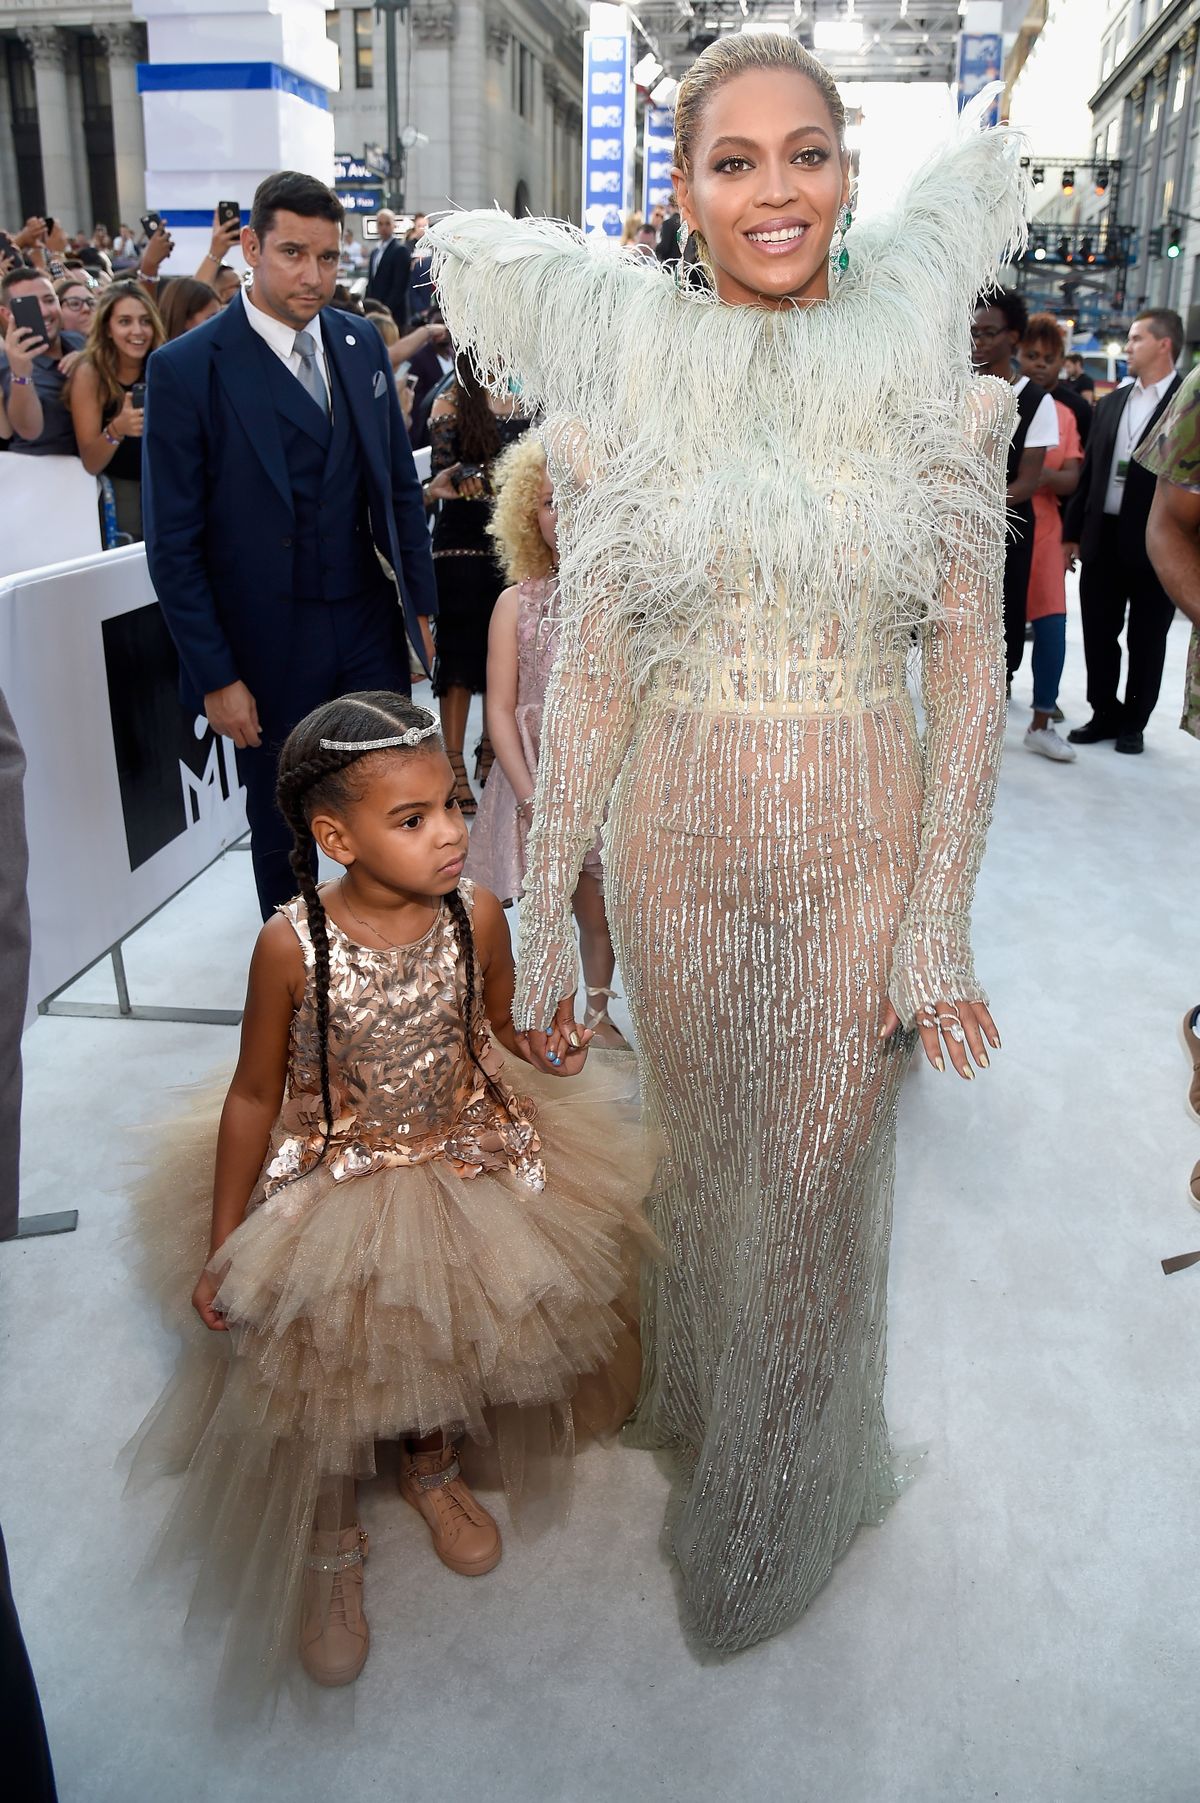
[{"x1": 260, "y1": 885, "x2": 544, "y2": 1194}]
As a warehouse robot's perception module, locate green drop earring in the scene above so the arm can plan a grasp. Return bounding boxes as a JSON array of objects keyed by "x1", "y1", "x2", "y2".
[{"x1": 831, "y1": 203, "x2": 853, "y2": 276}]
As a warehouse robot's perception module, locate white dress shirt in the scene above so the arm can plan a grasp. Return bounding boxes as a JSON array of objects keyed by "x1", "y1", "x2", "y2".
[
  {"x1": 1104, "y1": 372, "x2": 1175, "y2": 514},
  {"x1": 240, "y1": 283, "x2": 331, "y2": 410},
  {"x1": 369, "y1": 236, "x2": 395, "y2": 278}
]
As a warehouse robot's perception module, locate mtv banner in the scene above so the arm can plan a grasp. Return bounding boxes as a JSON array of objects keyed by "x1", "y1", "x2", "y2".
[
  {"x1": 956, "y1": 33, "x2": 1002, "y2": 120},
  {"x1": 643, "y1": 107, "x2": 675, "y2": 218},
  {"x1": 582, "y1": 4, "x2": 635, "y2": 237},
  {"x1": 0, "y1": 544, "x2": 247, "y2": 1021}
]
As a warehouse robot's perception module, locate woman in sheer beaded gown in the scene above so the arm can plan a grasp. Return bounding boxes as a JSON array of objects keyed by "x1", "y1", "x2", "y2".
[{"x1": 427, "y1": 35, "x2": 1024, "y2": 1654}]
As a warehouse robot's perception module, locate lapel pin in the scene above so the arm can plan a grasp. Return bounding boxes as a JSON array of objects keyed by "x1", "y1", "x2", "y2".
[{"x1": 345, "y1": 334, "x2": 356, "y2": 345}]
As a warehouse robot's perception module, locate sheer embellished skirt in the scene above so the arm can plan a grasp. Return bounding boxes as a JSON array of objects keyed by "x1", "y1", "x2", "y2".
[{"x1": 603, "y1": 701, "x2": 925, "y2": 1653}]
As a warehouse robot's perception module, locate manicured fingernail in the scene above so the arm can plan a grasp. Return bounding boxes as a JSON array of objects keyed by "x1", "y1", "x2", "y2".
[
  {"x1": 978, "y1": 1053, "x2": 989, "y2": 1068},
  {"x1": 962, "y1": 1066, "x2": 974, "y2": 1080},
  {"x1": 568, "y1": 1032, "x2": 581, "y2": 1048},
  {"x1": 933, "y1": 1056, "x2": 944, "y2": 1072}
]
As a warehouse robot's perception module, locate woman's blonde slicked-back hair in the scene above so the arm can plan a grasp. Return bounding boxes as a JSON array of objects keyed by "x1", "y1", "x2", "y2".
[
  {"x1": 673, "y1": 32, "x2": 846, "y2": 273},
  {"x1": 487, "y1": 433, "x2": 556, "y2": 584}
]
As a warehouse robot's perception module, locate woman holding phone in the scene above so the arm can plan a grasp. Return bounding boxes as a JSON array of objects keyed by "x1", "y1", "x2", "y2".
[{"x1": 69, "y1": 278, "x2": 165, "y2": 543}]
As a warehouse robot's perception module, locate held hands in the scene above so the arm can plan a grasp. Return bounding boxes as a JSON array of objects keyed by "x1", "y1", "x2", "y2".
[
  {"x1": 192, "y1": 1264, "x2": 227, "y2": 1331},
  {"x1": 204, "y1": 679, "x2": 262, "y2": 749},
  {"x1": 879, "y1": 998, "x2": 999, "y2": 1080},
  {"x1": 516, "y1": 995, "x2": 594, "y2": 1077}
]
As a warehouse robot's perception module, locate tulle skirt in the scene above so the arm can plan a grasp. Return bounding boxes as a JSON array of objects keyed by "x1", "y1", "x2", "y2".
[{"x1": 123, "y1": 1049, "x2": 656, "y2": 1712}]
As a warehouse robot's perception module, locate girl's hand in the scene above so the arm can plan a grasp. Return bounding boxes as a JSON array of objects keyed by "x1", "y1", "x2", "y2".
[
  {"x1": 517, "y1": 995, "x2": 593, "y2": 1076},
  {"x1": 111, "y1": 390, "x2": 144, "y2": 438},
  {"x1": 879, "y1": 998, "x2": 999, "y2": 1080},
  {"x1": 192, "y1": 1265, "x2": 228, "y2": 1331}
]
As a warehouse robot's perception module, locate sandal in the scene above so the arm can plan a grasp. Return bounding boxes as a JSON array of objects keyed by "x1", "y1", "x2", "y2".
[
  {"x1": 448, "y1": 749, "x2": 477, "y2": 817},
  {"x1": 584, "y1": 986, "x2": 629, "y2": 1050},
  {"x1": 473, "y1": 734, "x2": 495, "y2": 788}
]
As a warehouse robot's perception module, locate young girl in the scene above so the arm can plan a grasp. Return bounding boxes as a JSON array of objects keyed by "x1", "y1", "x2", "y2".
[
  {"x1": 467, "y1": 436, "x2": 626, "y2": 1047},
  {"x1": 126, "y1": 692, "x2": 652, "y2": 1705}
]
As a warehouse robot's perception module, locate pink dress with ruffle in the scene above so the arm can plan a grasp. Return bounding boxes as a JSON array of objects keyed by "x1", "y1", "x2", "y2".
[{"x1": 466, "y1": 575, "x2": 605, "y2": 900}]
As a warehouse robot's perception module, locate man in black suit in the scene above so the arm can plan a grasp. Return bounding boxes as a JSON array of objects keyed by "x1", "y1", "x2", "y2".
[
  {"x1": 365, "y1": 209, "x2": 412, "y2": 328},
  {"x1": 144, "y1": 170, "x2": 437, "y2": 917},
  {"x1": 1063, "y1": 309, "x2": 1183, "y2": 754}
]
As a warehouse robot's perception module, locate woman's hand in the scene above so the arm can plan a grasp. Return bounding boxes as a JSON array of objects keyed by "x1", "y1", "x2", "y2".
[
  {"x1": 207, "y1": 207, "x2": 241, "y2": 264},
  {"x1": 111, "y1": 389, "x2": 144, "y2": 438},
  {"x1": 192, "y1": 1265, "x2": 228, "y2": 1331},
  {"x1": 879, "y1": 998, "x2": 999, "y2": 1079},
  {"x1": 56, "y1": 349, "x2": 83, "y2": 379},
  {"x1": 516, "y1": 994, "x2": 593, "y2": 1075},
  {"x1": 424, "y1": 463, "x2": 462, "y2": 504}
]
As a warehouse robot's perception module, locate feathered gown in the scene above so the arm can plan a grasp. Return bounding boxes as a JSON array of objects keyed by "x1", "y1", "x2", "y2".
[{"x1": 426, "y1": 98, "x2": 1025, "y2": 1653}]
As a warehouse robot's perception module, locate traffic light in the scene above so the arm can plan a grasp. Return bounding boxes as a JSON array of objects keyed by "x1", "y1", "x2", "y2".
[
  {"x1": 1094, "y1": 166, "x2": 1110, "y2": 196},
  {"x1": 1061, "y1": 168, "x2": 1076, "y2": 195},
  {"x1": 1148, "y1": 227, "x2": 1164, "y2": 257},
  {"x1": 1058, "y1": 234, "x2": 1072, "y2": 263},
  {"x1": 1167, "y1": 223, "x2": 1182, "y2": 258}
]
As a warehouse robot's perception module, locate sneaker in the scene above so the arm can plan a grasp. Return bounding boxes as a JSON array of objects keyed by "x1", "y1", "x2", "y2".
[
  {"x1": 1024, "y1": 725, "x2": 1077, "y2": 762},
  {"x1": 299, "y1": 1525, "x2": 369, "y2": 1687},
  {"x1": 399, "y1": 1442, "x2": 502, "y2": 1576}
]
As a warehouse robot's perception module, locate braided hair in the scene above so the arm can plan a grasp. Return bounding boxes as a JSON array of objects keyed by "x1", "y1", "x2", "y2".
[{"x1": 274, "y1": 690, "x2": 513, "y2": 1162}]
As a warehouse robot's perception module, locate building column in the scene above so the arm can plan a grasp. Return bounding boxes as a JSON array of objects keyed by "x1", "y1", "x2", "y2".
[
  {"x1": 411, "y1": 0, "x2": 460, "y2": 212},
  {"x1": 452, "y1": 0, "x2": 488, "y2": 206},
  {"x1": 96, "y1": 24, "x2": 148, "y2": 231},
  {"x1": 63, "y1": 42, "x2": 92, "y2": 229},
  {"x1": 0, "y1": 57, "x2": 22, "y2": 225},
  {"x1": 18, "y1": 27, "x2": 84, "y2": 230}
]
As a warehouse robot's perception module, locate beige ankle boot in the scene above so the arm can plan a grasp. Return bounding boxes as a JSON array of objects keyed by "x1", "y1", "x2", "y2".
[
  {"x1": 399, "y1": 1443, "x2": 502, "y2": 1576},
  {"x1": 299, "y1": 1525, "x2": 369, "y2": 1687}
]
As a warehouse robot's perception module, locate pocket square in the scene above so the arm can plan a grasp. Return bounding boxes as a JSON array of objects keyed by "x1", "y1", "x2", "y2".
[{"x1": 372, "y1": 369, "x2": 387, "y2": 399}]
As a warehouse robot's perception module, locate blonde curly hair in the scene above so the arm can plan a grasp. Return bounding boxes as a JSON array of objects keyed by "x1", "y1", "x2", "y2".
[{"x1": 486, "y1": 433, "x2": 556, "y2": 584}]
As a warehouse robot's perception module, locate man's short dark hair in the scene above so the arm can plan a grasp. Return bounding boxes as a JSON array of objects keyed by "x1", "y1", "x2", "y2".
[
  {"x1": 249, "y1": 170, "x2": 344, "y2": 242},
  {"x1": 1, "y1": 264, "x2": 48, "y2": 303},
  {"x1": 975, "y1": 287, "x2": 1028, "y2": 338},
  {"x1": 1064, "y1": 352, "x2": 1083, "y2": 367},
  {"x1": 1134, "y1": 307, "x2": 1184, "y2": 360}
]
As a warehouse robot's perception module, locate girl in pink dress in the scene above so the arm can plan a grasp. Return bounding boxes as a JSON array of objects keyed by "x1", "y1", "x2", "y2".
[
  {"x1": 1019, "y1": 313, "x2": 1085, "y2": 762},
  {"x1": 466, "y1": 437, "x2": 626, "y2": 1046}
]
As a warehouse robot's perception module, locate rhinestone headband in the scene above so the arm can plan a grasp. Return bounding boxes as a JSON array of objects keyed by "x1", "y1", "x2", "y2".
[{"x1": 320, "y1": 713, "x2": 440, "y2": 753}]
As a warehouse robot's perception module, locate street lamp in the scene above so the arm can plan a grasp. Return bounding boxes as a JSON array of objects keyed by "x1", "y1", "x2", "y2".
[{"x1": 375, "y1": 0, "x2": 411, "y2": 210}]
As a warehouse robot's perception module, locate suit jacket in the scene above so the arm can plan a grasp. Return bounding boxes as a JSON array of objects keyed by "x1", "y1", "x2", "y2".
[
  {"x1": 364, "y1": 236, "x2": 412, "y2": 323},
  {"x1": 142, "y1": 294, "x2": 436, "y2": 709},
  {"x1": 1063, "y1": 373, "x2": 1182, "y2": 576}
]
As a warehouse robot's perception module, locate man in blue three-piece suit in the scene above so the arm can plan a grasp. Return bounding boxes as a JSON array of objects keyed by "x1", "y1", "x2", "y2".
[{"x1": 143, "y1": 170, "x2": 437, "y2": 918}]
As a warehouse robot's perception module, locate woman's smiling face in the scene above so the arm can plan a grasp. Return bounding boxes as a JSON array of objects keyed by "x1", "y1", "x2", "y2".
[{"x1": 673, "y1": 66, "x2": 849, "y2": 310}]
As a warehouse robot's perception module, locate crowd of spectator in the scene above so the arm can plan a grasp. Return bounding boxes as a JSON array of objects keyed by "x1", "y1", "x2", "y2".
[{"x1": 0, "y1": 203, "x2": 445, "y2": 548}]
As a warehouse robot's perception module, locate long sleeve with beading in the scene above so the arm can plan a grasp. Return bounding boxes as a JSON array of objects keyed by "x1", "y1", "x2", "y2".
[{"x1": 887, "y1": 377, "x2": 1014, "y2": 1025}]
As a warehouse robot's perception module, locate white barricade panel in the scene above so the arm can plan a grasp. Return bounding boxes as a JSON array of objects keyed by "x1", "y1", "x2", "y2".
[
  {"x1": 0, "y1": 544, "x2": 247, "y2": 1020},
  {"x1": 0, "y1": 455, "x2": 103, "y2": 582}
]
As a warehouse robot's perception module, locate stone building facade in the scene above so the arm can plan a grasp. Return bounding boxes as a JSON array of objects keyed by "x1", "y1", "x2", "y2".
[
  {"x1": 1086, "y1": 0, "x2": 1200, "y2": 321},
  {"x1": 0, "y1": 0, "x2": 585, "y2": 235},
  {"x1": 325, "y1": 0, "x2": 584, "y2": 224},
  {"x1": 0, "y1": 5, "x2": 148, "y2": 234}
]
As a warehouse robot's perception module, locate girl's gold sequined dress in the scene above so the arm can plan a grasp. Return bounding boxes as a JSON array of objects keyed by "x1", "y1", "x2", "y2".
[{"x1": 428, "y1": 99, "x2": 1025, "y2": 1653}]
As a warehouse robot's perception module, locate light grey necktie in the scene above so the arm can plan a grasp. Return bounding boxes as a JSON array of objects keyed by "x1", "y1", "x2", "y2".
[{"x1": 293, "y1": 330, "x2": 329, "y2": 417}]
